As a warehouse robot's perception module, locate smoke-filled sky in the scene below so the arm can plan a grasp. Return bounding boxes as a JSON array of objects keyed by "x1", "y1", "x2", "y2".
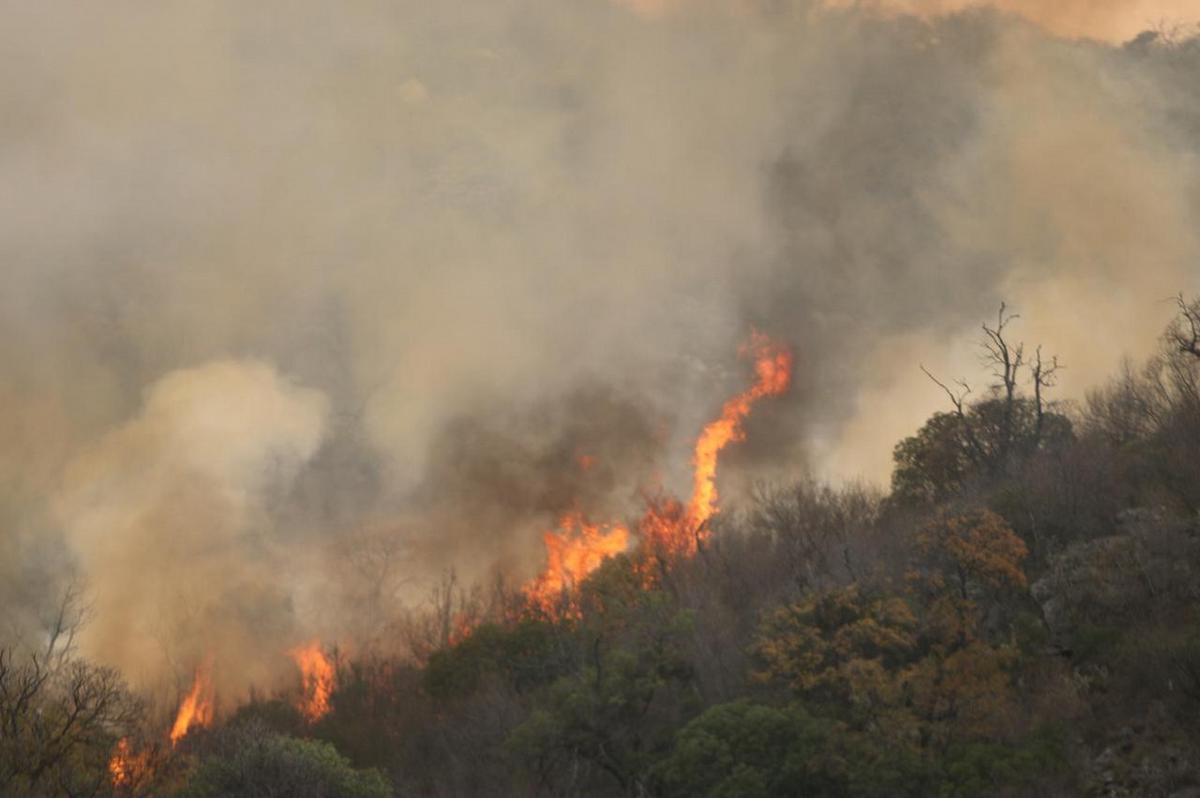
[{"x1": 2, "y1": 0, "x2": 1198, "y2": 699}]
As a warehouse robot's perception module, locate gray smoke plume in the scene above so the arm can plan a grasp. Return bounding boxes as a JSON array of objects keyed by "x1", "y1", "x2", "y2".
[{"x1": 1, "y1": 0, "x2": 1197, "y2": 700}]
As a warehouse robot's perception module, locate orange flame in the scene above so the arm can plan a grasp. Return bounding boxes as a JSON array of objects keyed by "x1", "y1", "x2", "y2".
[
  {"x1": 170, "y1": 661, "x2": 214, "y2": 745},
  {"x1": 526, "y1": 513, "x2": 631, "y2": 612},
  {"x1": 643, "y1": 332, "x2": 793, "y2": 555},
  {"x1": 108, "y1": 737, "x2": 149, "y2": 787},
  {"x1": 524, "y1": 333, "x2": 791, "y2": 605},
  {"x1": 688, "y1": 331, "x2": 792, "y2": 530},
  {"x1": 290, "y1": 641, "x2": 335, "y2": 723},
  {"x1": 448, "y1": 612, "x2": 477, "y2": 646}
]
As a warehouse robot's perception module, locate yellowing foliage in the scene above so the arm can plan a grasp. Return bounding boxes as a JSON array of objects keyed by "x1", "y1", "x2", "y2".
[{"x1": 916, "y1": 509, "x2": 1029, "y2": 594}]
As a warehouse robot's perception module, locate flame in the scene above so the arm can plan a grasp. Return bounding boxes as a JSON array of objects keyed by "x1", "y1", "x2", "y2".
[
  {"x1": 290, "y1": 641, "x2": 335, "y2": 723},
  {"x1": 526, "y1": 512, "x2": 631, "y2": 612},
  {"x1": 108, "y1": 737, "x2": 149, "y2": 787},
  {"x1": 524, "y1": 333, "x2": 791, "y2": 605},
  {"x1": 448, "y1": 612, "x2": 477, "y2": 646},
  {"x1": 688, "y1": 331, "x2": 792, "y2": 529},
  {"x1": 170, "y1": 661, "x2": 214, "y2": 745},
  {"x1": 637, "y1": 495, "x2": 690, "y2": 558},
  {"x1": 644, "y1": 332, "x2": 793, "y2": 555}
]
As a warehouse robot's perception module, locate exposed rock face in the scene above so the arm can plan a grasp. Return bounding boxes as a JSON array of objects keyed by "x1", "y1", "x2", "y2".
[
  {"x1": 1084, "y1": 704, "x2": 1198, "y2": 797},
  {"x1": 1032, "y1": 510, "x2": 1200, "y2": 797},
  {"x1": 1031, "y1": 509, "x2": 1200, "y2": 648}
]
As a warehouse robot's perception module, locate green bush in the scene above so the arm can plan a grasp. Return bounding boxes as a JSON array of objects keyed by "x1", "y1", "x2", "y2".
[{"x1": 173, "y1": 722, "x2": 391, "y2": 798}]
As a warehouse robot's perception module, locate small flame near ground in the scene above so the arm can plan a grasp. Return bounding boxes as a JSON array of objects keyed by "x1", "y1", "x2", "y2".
[
  {"x1": 170, "y1": 660, "x2": 215, "y2": 745},
  {"x1": 448, "y1": 612, "x2": 479, "y2": 646},
  {"x1": 107, "y1": 737, "x2": 149, "y2": 788},
  {"x1": 524, "y1": 332, "x2": 793, "y2": 608},
  {"x1": 290, "y1": 641, "x2": 335, "y2": 723}
]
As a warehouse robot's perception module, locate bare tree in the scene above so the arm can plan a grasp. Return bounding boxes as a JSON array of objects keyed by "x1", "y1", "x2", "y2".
[
  {"x1": 400, "y1": 569, "x2": 492, "y2": 662},
  {"x1": 338, "y1": 523, "x2": 412, "y2": 645},
  {"x1": 981, "y1": 302, "x2": 1025, "y2": 404},
  {"x1": 1167, "y1": 293, "x2": 1200, "y2": 360},
  {"x1": 919, "y1": 303, "x2": 1063, "y2": 485},
  {"x1": 1031, "y1": 345, "x2": 1063, "y2": 441},
  {"x1": 0, "y1": 648, "x2": 145, "y2": 796},
  {"x1": 44, "y1": 581, "x2": 91, "y2": 672}
]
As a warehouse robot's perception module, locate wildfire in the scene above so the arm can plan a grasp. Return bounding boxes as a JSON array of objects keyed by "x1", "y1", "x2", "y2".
[
  {"x1": 290, "y1": 640, "x2": 335, "y2": 723},
  {"x1": 108, "y1": 737, "x2": 149, "y2": 788},
  {"x1": 170, "y1": 661, "x2": 214, "y2": 745},
  {"x1": 690, "y1": 333, "x2": 792, "y2": 525},
  {"x1": 646, "y1": 331, "x2": 793, "y2": 555},
  {"x1": 526, "y1": 513, "x2": 631, "y2": 611},
  {"x1": 524, "y1": 333, "x2": 792, "y2": 605},
  {"x1": 448, "y1": 612, "x2": 477, "y2": 646}
]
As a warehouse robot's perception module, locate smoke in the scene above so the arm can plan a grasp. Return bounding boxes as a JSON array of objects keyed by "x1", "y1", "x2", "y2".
[
  {"x1": 1, "y1": 0, "x2": 1198, "y2": 695},
  {"x1": 826, "y1": 0, "x2": 1199, "y2": 42},
  {"x1": 55, "y1": 360, "x2": 328, "y2": 696}
]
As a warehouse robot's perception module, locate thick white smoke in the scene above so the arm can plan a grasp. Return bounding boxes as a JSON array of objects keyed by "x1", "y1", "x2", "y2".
[{"x1": 56, "y1": 361, "x2": 328, "y2": 695}]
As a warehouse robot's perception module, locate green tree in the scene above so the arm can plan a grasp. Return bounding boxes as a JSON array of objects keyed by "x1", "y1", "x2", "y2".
[
  {"x1": 173, "y1": 722, "x2": 390, "y2": 798},
  {"x1": 507, "y1": 556, "x2": 698, "y2": 795},
  {"x1": 423, "y1": 618, "x2": 571, "y2": 701},
  {"x1": 892, "y1": 400, "x2": 1071, "y2": 506},
  {"x1": 652, "y1": 701, "x2": 847, "y2": 798}
]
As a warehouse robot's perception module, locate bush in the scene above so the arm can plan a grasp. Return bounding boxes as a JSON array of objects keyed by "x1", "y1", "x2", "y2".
[{"x1": 173, "y1": 722, "x2": 391, "y2": 798}]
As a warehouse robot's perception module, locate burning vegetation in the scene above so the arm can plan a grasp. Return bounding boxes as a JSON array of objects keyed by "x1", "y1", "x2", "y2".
[
  {"x1": 48, "y1": 297, "x2": 1196, "y2": 797},
  {"x1": 107, "y1": 738, "x2": 147, "y2": 788},
  {"x1": 290, "y1": 641, "x2": 336, "y2": 724},
  {"x1": 7, "y1": 306, "x2": 1200, "y2": 797},
  {"x1": 525, "y1": 332, "x2": 793, "y2": 611},
  {"x1": 525, "y1": 513, "x2": 632, "y2": 612},
  {"x1": 2, "y1": 1, "x2": 1200, "y2": 796},
  {"x1": 169, "y1": 663, "x2": 215, "y2": 746}
]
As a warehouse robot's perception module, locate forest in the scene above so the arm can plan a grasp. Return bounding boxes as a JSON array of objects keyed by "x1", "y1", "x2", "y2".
[
  {"x1": 4, "y1": 294, "x2": 1200, "y2": 797},
  {"x1": 4, "y1": 2, "x2": 1200, "y2": 794}
]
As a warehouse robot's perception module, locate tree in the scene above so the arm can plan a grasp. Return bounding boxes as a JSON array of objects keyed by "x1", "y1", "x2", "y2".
[
  {"x1": 423, "y1": 618, "x2": 571, "y2": 702},
  {"x1": 506, "y1": 556, "x2": 698, "y2": 796},
  {"x1": 902, "y1": 304, "x2": 1070, "y2": 506},
  {"x1": 172, "y1": 722, "x2": 390, "y2": 798},
  {"x1": 754, "y1": 586, "x2": 918, "y2": 718},
  {"x1": 744, "y1": 480, "x2": 882, "y2": 591},
  {"x1": 1081, "y1": 295, "x2": 1200, "y2": 511},
  {"x1": 0, "y1": 648, "x2": 147, "y2": 797},
  {"x1": 914, "y1": 510, "x2": 1028, "y2": 600},
  {"x1": 1166, "y1": 293, "x2": 1200, "y2": 360},
  {"x1": 651, "y1": 701, "x2": 850, "y2": 798},
  {"x1": 908, "y1": 509, "x2": 1029, "y2": 650}
]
